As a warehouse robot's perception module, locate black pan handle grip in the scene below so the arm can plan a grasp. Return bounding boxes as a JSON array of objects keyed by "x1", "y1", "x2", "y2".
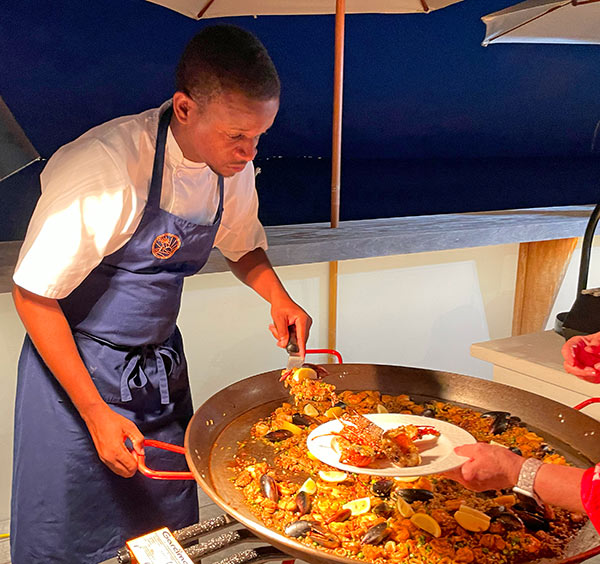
[
  {"x1": 174, "y1": 513, "x2": 237, "y2": 544},
  {"x1": 211, "y1": 546, "x2": 290, "y2": 564},
  {"x1": 185, "y1": 529, "x2": 257, "y2": 560},
  {"x1": 286, "y1": 325, "x2": 299, "y2": 355}
]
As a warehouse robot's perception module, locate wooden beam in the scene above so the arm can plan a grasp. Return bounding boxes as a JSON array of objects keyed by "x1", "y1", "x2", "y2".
[
  {"x1": 328, "y1": 260, "x2": 338, "y2": 353},
  {"x1": 512, "y1": 238, "x2": 578, "y2": 336}
]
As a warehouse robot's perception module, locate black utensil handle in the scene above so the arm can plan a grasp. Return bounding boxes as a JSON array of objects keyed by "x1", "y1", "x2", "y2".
[
  {"x1": 185, "y1": 529, "x2": 257, "y2": 560},
  {"x1": 286, "y1": 325, "x2": 300, "y2": 355},
  {"x1": 211, "y1": 546, "x2": 289, "y2": 564},
  {"x1": 174, "y1": 513, "x2": 237, "y2": 544}
]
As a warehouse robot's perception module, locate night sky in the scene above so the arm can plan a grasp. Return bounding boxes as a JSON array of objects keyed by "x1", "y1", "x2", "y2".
[{"x1": 2, "y1": 0, "x2": 600, "y2": 238}]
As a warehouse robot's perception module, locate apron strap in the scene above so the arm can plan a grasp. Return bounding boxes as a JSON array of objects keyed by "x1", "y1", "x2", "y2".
[
  {"x1": 147, "y1": 104, "x2": 174, "y2": 211},
  {"x1": 148, "y1": 103, "x2": 224, "y2": 224},
  {"x1": 213, "y1": 174, "x2": 225, "y2": 224}
]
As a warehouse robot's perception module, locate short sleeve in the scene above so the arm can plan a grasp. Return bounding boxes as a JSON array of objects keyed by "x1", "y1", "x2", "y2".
[
  {"x1": 214, "y1": 162, "x2": 267, "y2": 262},
  {"x1": 581, "y1": 463, "x2": 600, "y2": 533},
  {"x1": 13, "y1": 138, "x2": 141, "y2": 299}
]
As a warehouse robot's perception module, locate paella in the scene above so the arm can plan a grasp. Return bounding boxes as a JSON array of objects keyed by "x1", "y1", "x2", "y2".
[{"x1": 230, "y1": 366, "x2": 587, "y2": 564}]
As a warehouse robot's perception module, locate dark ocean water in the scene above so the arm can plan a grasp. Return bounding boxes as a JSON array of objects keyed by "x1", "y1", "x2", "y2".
[
  {"x1": 255, "y1": 155, "x2": 600, "y2": 225},
  {"x1": 3, "y1": 155, "x2": 600, "y2": 241}
]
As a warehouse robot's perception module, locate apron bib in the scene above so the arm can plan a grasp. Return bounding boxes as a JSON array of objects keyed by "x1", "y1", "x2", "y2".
[{"x1": 11, "y1": 105, "x2": 224, "y2": 564}]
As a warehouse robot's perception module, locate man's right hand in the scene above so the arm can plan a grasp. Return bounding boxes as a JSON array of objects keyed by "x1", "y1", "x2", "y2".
[{"x1": 81, "y1": 402, "x2": 145, "y2": 478}]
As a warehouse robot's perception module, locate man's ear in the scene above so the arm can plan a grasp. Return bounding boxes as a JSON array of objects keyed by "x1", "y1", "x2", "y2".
[{"x1": 172, "y1": 91, "x2": 195, "y2": 124}]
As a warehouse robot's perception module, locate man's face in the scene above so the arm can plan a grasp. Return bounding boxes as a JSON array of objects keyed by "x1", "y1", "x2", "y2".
[{"x1": 173, "y1": 90, "x2": 279, "y2": 177}]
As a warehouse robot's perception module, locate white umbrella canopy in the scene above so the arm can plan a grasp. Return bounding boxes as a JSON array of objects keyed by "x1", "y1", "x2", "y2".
[
  {"x1": 482, "y1": 0, "x2": 600, "y2": 46},
  {"x1": 148, "y1": 0, "x2": 460, "y2": 19}
]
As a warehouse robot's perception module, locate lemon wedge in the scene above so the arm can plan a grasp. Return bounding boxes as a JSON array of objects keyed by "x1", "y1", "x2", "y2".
[
  {"x1": 394, "y1": 476, "x2": 420, "y2": 483},
  {"x1": 342, "y1": 497, "x2": 371, "y2": 516},
  {"x1": 307, "y1": 451, "x2": 318, "y2": 461},
  {"x1": 396, "y1": 497, "x2": 415, "y2": 518},
  {"x1": 410, "y1": 513, "x2": 442, "y2": 538},
  {"x1": 292, "y1": 367, "x2": 317, "y2": 382},
  {"x1": 318, "y1": 470, "x2": 348, "y2": 483},
  {"x1": 324, "y1": 406, "x2": 343, "y2": 419},
  {"x1": 493, "y1": 494, "x2": 516, "y2": 507},
  {"x1": 303, "y1": 404, "x2": 319, "y2": 417},
  {"x1": 454, "y1": 510, "x2": 490, "y2": 532},
  {"x1": 281, "y1": 421, "x2": 303, "y2": 435},
  {"x1": 299, "y1": 477, "x2": 317, "y2": 495},
  {"x1": 457, "y1": 505, "x2": 491, "y2": 522},
  {"x1": 376, "y1": 404, "x2": 389, "y2": 413}
]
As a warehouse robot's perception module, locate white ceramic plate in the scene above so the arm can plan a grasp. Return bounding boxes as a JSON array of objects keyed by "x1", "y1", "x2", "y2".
[{"x1": 306, "y1": 413, "x2": 476, "y2": 477}]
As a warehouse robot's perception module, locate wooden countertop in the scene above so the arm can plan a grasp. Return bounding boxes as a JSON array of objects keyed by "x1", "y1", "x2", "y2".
[{"x1": 471, "y1": 330, "x2": 600, "y2": 398}]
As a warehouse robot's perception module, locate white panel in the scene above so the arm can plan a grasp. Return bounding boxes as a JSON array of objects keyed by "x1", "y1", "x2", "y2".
[
  {"x1": 179, "y1": 262, "x2": 329, "y2": 406},
  {"x1": 0, "y1": 293, "x2": 24, "y2": 526},
  {"x1": 337, "y1": 254, "x2": 494, "y2": 379}
]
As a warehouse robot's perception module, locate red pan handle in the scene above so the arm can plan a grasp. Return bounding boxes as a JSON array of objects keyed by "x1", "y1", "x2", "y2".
[
  {"x1": 305, "y1": 348, "x2": 343, "y2": 363},
  {"x1": 573, "y1": 398, "x2": 600, "y2": 411},
  {"x1": 279, "y1": 349, "x2": 343, "y2": 381},
  {"x1": 134, "y1": 439, "x2": 194, "y2": 480}
]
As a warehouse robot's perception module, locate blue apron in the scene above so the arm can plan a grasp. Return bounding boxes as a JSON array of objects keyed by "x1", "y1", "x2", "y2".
[{"x1": 11, "y1": 105, "x2": 224, "y2": 564}]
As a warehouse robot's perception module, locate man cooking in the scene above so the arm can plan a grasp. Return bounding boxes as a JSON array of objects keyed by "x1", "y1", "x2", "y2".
[{"x1": 10, "y1": 24, "x2": 311, "y2": 564}]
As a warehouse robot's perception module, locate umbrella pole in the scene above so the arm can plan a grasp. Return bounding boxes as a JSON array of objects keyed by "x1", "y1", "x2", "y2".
[
  {"x1": 330, "y1": 0, "x2": 344, "y2": 230},
  {"x1": 328, "y1": 0, "x2": 345, "y2": 354}
]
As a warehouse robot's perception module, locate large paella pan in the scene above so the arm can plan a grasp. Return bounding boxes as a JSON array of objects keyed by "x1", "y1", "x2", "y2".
[{"x1": 183, "y1": 364, "x2": 600, "y2": 564}]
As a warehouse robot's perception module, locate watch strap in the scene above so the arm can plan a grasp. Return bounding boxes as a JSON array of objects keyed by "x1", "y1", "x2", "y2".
[{"x1": 513, "y1": 457, "x2": 543, "y2": 505}]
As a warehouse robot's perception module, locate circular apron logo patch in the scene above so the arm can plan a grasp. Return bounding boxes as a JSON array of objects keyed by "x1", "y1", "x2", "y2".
[{"x1": 151, "y1": 233, "x2": 181, "y2": 259}]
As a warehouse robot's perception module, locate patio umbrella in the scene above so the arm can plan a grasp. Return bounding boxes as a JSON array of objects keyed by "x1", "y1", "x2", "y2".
[
  {"x1": 482, "y1": 0, "x2": 600, "y2": 46},
  {"x1": 147, "y1": 0, "x2": 463, "y2": 349},
  {"x1": 148, "y1": 0, "x2": 462, "y2": 19}
]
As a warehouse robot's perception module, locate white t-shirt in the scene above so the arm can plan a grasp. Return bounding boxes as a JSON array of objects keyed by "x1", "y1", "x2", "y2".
[{"x1": 13, "y1": 104, "x2": 268, "y2": 299}]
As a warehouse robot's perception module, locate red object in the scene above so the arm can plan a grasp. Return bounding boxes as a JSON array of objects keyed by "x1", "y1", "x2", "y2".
[
  {"x1": 562, "y1": 333, "x2": 600, "y2": 383},
  {"x1": 581, "y1": 464, "x2": 600, "y2": 534},
  {"x1": 575, "y1": 398, "x2": 600, "y2": 534},
  {"x1": 415, "y1": 426, "x2": 440, "y2": 438},
  {"x1": 340, "y1": 450, "x2": 374, "y2": 467},
  {"x1": 305, "y1": 349, "x2": 343, "y2": 364},
  {"x1": 134, "y1": 439, "x2": 194, "y2": 480},
  {"x1": 278, "y1": 348, "x2": 343, "y2": 381},
  {"x1": 573, "y1": 397, "x2": 600, "y2": 411}
]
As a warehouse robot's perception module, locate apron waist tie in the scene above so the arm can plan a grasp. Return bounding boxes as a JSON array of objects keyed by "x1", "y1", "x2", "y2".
[
  {"x1": 120, "y1": 344, "x2": 180, "y2": 405},
  {"x1": 74, "y1": 330, "x2": 179, "y2": 406}
]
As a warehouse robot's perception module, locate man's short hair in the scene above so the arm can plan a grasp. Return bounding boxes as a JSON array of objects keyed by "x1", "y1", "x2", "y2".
[{"x1": 176, "y1": 25, "x2": 280, "y2": 109}]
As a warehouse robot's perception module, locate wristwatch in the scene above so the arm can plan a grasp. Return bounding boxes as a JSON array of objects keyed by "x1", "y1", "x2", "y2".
[{"x1": 513, "y1": 458, "x2": 543, "y2": 505}]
